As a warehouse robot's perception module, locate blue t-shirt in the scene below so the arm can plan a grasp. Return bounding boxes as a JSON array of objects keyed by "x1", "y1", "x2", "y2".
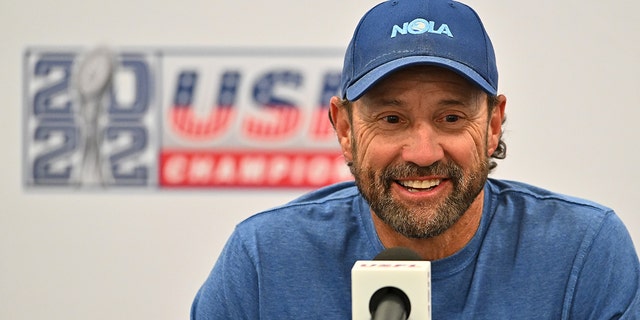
[{"x1": 191, "y1": 179, "x2": 640, "y2": 319}]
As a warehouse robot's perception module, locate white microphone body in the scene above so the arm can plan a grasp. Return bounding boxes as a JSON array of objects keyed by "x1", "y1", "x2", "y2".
[{"x1": 351, "y1": 260, "x2": 431, "y2": 320}]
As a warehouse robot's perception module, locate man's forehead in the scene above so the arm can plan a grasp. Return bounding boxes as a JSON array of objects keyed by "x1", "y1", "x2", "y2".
[{"x1": 358, "y1": 65, "x2": 487, "y2": 104}]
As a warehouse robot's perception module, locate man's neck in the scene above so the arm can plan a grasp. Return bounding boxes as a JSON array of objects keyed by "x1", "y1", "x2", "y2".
[{"x1": 372, "y1": 190, "x2": 484, "y2": 261}]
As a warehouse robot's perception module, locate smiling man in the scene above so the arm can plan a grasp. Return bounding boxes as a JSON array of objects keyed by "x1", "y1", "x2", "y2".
[
  {"x1": 332, "y1": 66, "x2": 504, "y2": 261},
  {"x1": 191, "y1": 0, "x2": 640, "y2": 318}
]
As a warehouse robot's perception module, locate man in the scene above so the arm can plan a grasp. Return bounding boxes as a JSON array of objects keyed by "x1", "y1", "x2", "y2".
[{"x1": 191, "y1": 0, "x2": 640, "y2": 318}]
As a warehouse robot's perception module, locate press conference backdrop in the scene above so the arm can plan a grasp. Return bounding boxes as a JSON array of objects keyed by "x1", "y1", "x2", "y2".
[{"x1": 2, "y1": 0, "x2": 639, "y2": 319}]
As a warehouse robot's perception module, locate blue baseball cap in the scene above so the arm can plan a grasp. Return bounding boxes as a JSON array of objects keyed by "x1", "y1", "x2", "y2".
[{"x1": 340, "y1": 0, "x2": 498, "y2": 101}]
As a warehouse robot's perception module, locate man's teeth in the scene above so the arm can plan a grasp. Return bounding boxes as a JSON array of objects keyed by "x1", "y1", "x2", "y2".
[{"x1": 399, "y1": 179, "x2": 441, "y2": 190}]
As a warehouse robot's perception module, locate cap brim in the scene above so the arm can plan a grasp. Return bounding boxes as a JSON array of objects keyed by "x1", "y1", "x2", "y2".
[{"x1": 345, "y1": 56, "x2": 497, "y2": 101}]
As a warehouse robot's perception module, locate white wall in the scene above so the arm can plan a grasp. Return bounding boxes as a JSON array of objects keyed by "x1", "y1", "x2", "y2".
[{"x1": 1, "y1": 0, "x2": 638, "y2": 319}]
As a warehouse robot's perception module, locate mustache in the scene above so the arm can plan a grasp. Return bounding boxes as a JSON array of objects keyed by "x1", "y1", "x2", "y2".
[{"x1": 381, "y1": 161, "x2": 463, "y2": 182}]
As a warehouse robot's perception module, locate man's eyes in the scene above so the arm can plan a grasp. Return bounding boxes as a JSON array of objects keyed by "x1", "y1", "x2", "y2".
[
  {"x1": 443, "y1": 114, "x2": 461, "y2": 123},
  {"x1": 382, "y1": 115, "x2": 401, "y2": 124},
  {"x1": 373, "y1": 113, "x2": 467, "y2": 128}
]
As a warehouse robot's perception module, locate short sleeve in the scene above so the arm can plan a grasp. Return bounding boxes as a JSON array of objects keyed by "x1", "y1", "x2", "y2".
[
  {"x1": 570, "y1": 211, "x2": 640, "y2": 319},
  {"x1": 191, "y1": 229, "x2": 260, "y2": 320}
]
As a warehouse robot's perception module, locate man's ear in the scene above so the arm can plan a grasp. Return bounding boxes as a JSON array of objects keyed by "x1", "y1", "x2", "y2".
[
  {"x1": 487, "y1": 94, "x2": 506, "y2": 156},
  {"x1": 329, "y1": 96, "x2": 353, "y2": 163}
]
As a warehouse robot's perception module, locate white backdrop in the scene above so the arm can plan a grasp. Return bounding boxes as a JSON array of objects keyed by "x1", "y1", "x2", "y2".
[{"x1": 2, "y1": 0, "x2": 639, "y2": 319}]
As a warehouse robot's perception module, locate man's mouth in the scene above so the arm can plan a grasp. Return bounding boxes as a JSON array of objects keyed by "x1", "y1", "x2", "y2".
[{"x1": 397, "y1": 179, "x2": 442, "y2": 192}]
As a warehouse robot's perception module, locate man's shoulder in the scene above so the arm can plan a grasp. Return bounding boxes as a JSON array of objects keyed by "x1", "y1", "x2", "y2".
[
  {"x1": 237, "y1": 181, "x2": 362, "y2": 230},
  {"x1": 484, "y1": 178, "x2": 621, "y2": 244},
  {"x1": 486, "y1": 178, "x2": 613, "y2": 217},
  {"x1": 228, "y1": 181, "x2": 372, "y2": 261},
  {"x1": 288, "y1": 180, "x2": 361, "y2": 206}
]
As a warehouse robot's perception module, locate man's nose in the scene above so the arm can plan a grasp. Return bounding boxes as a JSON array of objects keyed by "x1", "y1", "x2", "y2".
[{"x1": 400, "y1": 123, "x2": 444, "y2": 168}]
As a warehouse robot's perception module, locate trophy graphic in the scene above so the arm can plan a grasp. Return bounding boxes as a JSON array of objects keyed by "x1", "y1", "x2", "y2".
[{"x1": 74, "y1": 47, "x2": 115, "y2": 187}]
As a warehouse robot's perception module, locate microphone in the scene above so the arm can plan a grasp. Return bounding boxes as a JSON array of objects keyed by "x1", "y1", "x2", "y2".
[{"x1": 352, "y1": 247, "x2": 431, "y2": 320}]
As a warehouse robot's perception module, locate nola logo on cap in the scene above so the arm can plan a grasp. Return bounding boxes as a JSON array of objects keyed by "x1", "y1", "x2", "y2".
[{"x1": 391, "y1": 18, "x2": 453, "y2": 38}]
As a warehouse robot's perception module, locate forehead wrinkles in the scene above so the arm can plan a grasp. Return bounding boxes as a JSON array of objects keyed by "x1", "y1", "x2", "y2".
[{"x1": 357, "y1": 67, "x2": 485, "y2": 112}]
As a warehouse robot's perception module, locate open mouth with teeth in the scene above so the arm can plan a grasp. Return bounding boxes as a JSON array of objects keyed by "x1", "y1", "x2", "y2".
[{"x1": 397, "y1": 179, "x2": 442, "y2": 192}]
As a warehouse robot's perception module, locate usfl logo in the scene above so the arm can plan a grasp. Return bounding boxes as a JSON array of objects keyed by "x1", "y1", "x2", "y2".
[{"x1": 23, "y1": 47, "x2": 352, "y2": 189}]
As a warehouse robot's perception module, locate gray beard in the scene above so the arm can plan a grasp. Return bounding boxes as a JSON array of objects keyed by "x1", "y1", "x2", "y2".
[{"x1": 352, "y1": 159, "x2": 488, "y2": 239}]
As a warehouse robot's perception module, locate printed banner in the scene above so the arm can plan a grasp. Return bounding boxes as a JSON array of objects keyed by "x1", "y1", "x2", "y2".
[{"x1": 23, "y1": 47, "x2": 352, "y2": 189}]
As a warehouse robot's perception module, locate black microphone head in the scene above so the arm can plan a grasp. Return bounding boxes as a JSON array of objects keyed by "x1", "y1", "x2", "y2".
[
  {"x1": 374, "y1": 247, "x2": 423, "y2": 261},
  {"x1": 369, "y1": 247, "x2": 423, "y2": 319}
]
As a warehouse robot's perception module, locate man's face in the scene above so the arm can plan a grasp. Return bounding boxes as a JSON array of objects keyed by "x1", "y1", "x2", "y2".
[{"x1": 335, "y1": 66, "x2": 503, "y2": 239}]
